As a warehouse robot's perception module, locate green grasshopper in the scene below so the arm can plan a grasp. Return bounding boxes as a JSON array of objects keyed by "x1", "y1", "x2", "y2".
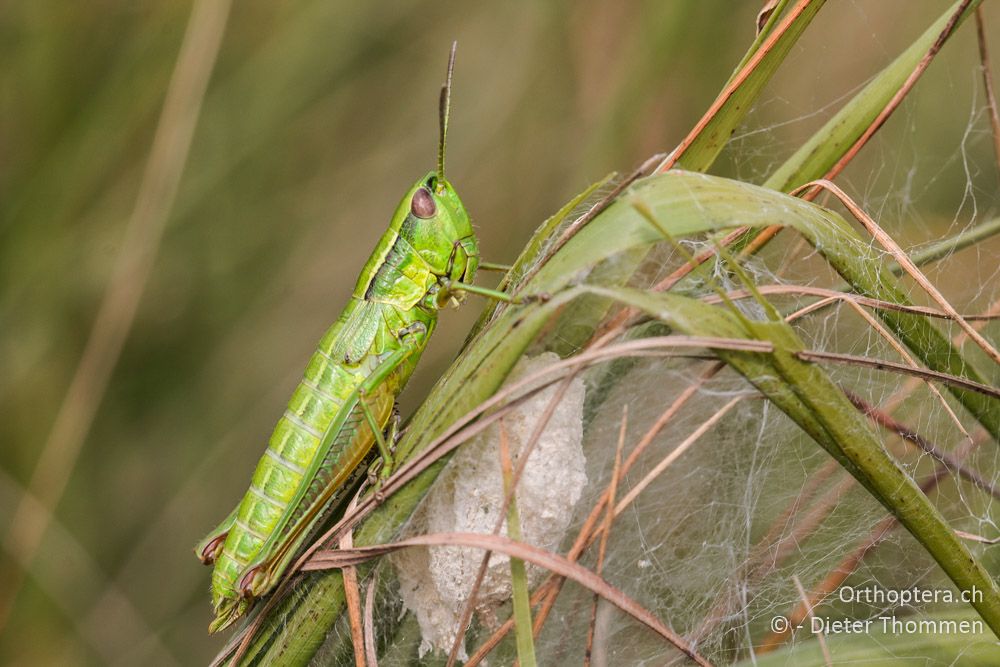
[{"x1": 196, "y1": 45, "x2": 507, "y2": 633}]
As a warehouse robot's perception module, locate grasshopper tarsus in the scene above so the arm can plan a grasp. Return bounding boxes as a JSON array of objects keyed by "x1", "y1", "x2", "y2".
[
  {"x1": 365, "y1": 467, "x2": 388, "y2": 505},
  {"x1": 520, "y1": 291, "x2": 551, "y2": 304},
  {"x1": 366, "y1": 461, "x2": 382, "y2": 487},
  {"x1": 365, "y1": 465, "x2": 388, "y2": 506}
]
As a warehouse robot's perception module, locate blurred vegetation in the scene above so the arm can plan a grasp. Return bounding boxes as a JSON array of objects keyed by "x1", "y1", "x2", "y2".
[{"x1": 1, "y1": 1, "x2": 999, "y2": 665}]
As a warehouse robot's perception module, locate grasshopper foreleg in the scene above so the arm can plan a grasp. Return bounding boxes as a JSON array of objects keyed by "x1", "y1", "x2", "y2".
[
  {"x1": 442, "y1": 278, "x2": 550, "y2": 305},
  {"x1": 477, "y1": 261, "x2": 512, "y2": 272}
]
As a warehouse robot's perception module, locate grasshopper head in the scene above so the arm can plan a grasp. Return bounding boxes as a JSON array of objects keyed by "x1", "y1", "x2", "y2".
[{"x1": 399, "y1": 172, "x2": 478, "y2": 290}]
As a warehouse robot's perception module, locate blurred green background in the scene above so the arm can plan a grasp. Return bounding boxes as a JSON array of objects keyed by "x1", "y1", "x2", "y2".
[{"x1": 2, "y1": 1, "x2": 999, "y2": 664}]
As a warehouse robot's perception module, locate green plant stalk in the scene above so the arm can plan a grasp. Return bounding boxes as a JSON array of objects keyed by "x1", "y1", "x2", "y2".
[
  {"x1": 501, "y1": 176, "x2": 617, "y2": 293},
  {"x1": 469, "y1": 174, "x2": 616, "y2": 341},
  {"x1": 672, "y1": 0, "x2": 827, "y2": 173},
  {"x1": 284, "y1": 259, "x2": 997, "y2": 666},
  {"x1": 508, "y1": 536, "x2": 536, "y2": 667},
  {"x1": 821, "y1": 214, "x2": 1000, "y2": 295},
  {"x1": 729, "y1": 0, "x2": 795, "y2": 76},
  {"x1": 892, "y1": 216, "x2": 1000, "y2": 275},
  {"x1": 502, "y1": 450, "x2": 537, "y2": 667}
]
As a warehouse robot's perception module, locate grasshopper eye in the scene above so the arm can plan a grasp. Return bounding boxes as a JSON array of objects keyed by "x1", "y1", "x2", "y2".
[{"x1": 411, "y1": 187, "x2": 437, "y2": 219}]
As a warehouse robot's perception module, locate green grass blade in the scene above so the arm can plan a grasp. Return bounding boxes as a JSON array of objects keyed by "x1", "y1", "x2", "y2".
[
  {"x1": 671, "y1": 0, "x2": 826, "y2": 173},
  {"x1": 764, "y1": 0, "x2": 983, "y2": 192},
  {"x1": 896, "y1": 216, "x2": 1000, "y2": 274},
  {"x1": 502, "y1": 444, "x2": 537, "y2": 667}
]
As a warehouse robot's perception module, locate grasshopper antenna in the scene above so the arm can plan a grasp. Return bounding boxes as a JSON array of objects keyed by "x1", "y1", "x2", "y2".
[{"x1": 437, "y1": 41, "x2": 457, "y2": 186}]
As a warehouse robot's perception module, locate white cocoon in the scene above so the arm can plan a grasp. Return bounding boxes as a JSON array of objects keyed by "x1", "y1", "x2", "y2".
[{"x1": 393, "y1": 353, "x2": 588, "y2": 659}]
